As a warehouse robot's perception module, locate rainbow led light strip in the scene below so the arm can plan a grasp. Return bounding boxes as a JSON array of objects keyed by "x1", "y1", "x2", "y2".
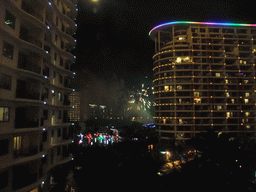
[{"x1": 149, "y1": 21, "x2": 256, "y2": 36}]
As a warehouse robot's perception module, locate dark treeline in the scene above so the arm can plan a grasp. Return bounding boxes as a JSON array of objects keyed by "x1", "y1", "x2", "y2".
[{"x1": 50, "y1": 130, "x2": 256, "y2": 192}]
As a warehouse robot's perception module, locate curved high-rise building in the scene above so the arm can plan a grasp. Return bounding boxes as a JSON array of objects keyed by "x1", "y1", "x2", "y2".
[
  {"x1": 149, "y1": 21, "x2": 256, "y2": 146},
  {"x1": 0, "y1": 0, "x2": 77, "y2": 191}
]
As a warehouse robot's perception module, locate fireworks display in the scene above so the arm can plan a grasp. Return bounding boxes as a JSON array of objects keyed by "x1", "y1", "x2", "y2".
[{"x1": 125, "y1": 83, "x2": 155, "y2": 123}]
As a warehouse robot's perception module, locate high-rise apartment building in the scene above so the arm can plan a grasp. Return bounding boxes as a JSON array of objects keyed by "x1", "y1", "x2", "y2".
[
  {"x1": 0, "y1": 0, "x2": 77, "y2": 191},
  {"x1": 149, "y1": 21, "x2": 256, "y2": 145}
]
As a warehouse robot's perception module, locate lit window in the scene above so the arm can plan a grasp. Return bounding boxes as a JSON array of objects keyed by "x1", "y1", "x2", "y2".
[
  {"x1": 244, "y1": 80, "x2": 249, "y2": 84},
  {"x1": 164, "y1": 86, "x2": 169, "y2": 91},
  {"x1": 163, "y1": 119, "x2": 166, "y2": 124},
  {"x1": 245, "y1": 99, "x2": 249, "y2": 104},
  {"x1": 216, "y1": 73, "x2": 220, "y2": 77},
  {"x1": 225, "y1": 80, "x2": 228, "y2": 84},
  {"x1": 246, "y1": 125, "x2": 250, "y2": 129},
  {"x1": 183, "y1": 57, "x2": 190, "y2": 61},
  {"x1": 5, "y1": 9, "x2": 15, "y2": 29},
  {"x1": 194, "y1": 92, "x2": 199, "y2": 97},
  {"x1": 226, "y1": 92, "x2": 230, "y2": 97},
  {"x1": 58, "y1": 92, "x2": 62, "y2": 101},
  {"x1": 3, "y1": 41, "x2": 14, "y2": 59},
  {"x1": 194, "y1": 98, "x2": 201, "y2": 103},
  {"x1": 243, "y1": 61, "x2": 246, "y2": 64},
  {"x1": 227, "y1": 112, "x2": 230, "y2": 118},
  {"x1": 245, "y1": 112, "x2": 250, "y2": 117},
  {"x1": 240, "y1": 60, "x2": 243, "y2": 64},
  {"x1": 179, "y1": 119, "x2": 182, "y2": 124},
  {"x1": 217, "y1": 106, "x2": 222, "y2": 110},
  {"x1": 14, "y1": 136, "x2": 22, "y2": 153},
  {"x1": 176, "y1": 57, "x2": 182, "y2": 63},
  {"x1": 0, "y1": 107, "x2": 9, "y2": 122},
  {"x1": 231, "y1": 99, "x2": 235, "y2": 103},
  {"x1": 177, "y1": 85, "x2": 182, "y2": 90},
  {"x1": 245, "y1": 93, "x2": 249, "y2": 97},
  {"x1": 170, "y1": 86, "x2": 173, "y2": 90}
]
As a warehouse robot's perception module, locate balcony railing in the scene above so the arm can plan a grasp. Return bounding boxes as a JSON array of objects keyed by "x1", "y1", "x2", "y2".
[
  {"x1": 16, "y1": 89, "x2": 40, "y2": 100},
  {"x1": 13, "y1": 146, "x2": 38, "y2": 158},
  {"x1": 20, "y1": 31, "x2": 43, "y2": 48},
  {"x1": 21, "y1": 1, "x2": 44, "y2": 22},
  {"x1": 18, "y1": 61, "x2": 41, "y2": 75},
  {"x1": 15, "y1": 120, "x2": 39, "y2": 129}
]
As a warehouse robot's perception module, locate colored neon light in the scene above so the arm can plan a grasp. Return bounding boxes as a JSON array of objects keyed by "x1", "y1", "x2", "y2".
[{"x1": 149, "y1": 21, "x2": 256, "y2": 36}]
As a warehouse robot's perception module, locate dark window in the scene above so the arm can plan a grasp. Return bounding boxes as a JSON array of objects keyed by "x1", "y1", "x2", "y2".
[
  {"x1": 3, "y1": 42, "x2": 14, "y2": 59},
  {"x1": 200, "y1": 28, "x2": 205, "y2": 33},
  {"x1": 43, "y1": 109, "x2": 48, "y2": 119},
  {"x1": 57, "y1": 128, "x2": 61, "y2": 137},
  {"x1": 51, "y1": 149, "x2": 54, "y2": 164},
  {"x1": 0, "y1": 171, "x2": 8, "y2": 189},
  {"x1": 57, "y1": 146, "x2": 61, "y2": 155},
  {"x1": 54, "y1": 52, "x2": 57, "y2": 61},
  {"x1": 0, "y1": 139, "x2": 9, "y2": 156},
  {"x1": 56, "y1": 16, "x2": 59, "y2": 27},
  {"x1": 53, "y1": 71, "x2": 56, "y2": 78},
  {"x1": 43, "y1": 66, "x2": 49, "y2": 77},
  {"x1": 43, "y1": 87, "x2": 49, "y2": 99},
  {"x1": 209, "y1": 28, "x2": 219, "y2": 33},
  {"x1": 0, "y1": 73, "x2": 12, "y2": 90},
  {"x1": 55, "y1": 34, "x2": 58, "y2": 42},
  {"x1": 237, "y1": 29, "x2": 247, "y2": 34},
  {"x1": 43, "y1": 131, "x2": 47, "y2": 142},
  {"x1": 61, "y1": 24, "x2": 65, "y2": 32},
  {"x1": 60, "y1": 57, "x2": 63, "y2": 67},
  {"x1": 61, "y1": 40, "x2": 64, "y2": 49},
  {"x1": 42, "y1": 155, "x2": 47, "y2": 164},
  {"x1": 5, "y1": 9, "x2": 15, "y2": 29},
  {"x1": 59, "y1": 74, "x2": 63, "y2": 84},
  {"x1": 0, "y1": 107, "x2": 10, "y2": 122},
  {"x1": 58, "y1": 110, "x2": 62, "y2": 119},
  {"x1": 192, "y1": 28, "x2": 198, "y2": 33}
]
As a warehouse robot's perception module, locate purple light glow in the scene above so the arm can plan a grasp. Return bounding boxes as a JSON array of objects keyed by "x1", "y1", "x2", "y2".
[{"x1": 149, "y1": 21, "x2": 256, "y2": 36}]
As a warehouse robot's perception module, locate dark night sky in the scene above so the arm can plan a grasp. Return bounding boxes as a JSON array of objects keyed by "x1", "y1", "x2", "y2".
[{"x1": 73, "y1": 0, "x2": 255, "y2": 87}]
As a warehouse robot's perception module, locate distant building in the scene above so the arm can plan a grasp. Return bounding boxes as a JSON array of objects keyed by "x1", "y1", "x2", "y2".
[
  {"x1": 149, "y1": 21, "x2": 256, "y2": 145},
  {"x1": 0, "y1": 0, "x2": 77, "y2": 191},
  {"x1": 69, "y1": 92, "x2": 81, "y2": 121}
]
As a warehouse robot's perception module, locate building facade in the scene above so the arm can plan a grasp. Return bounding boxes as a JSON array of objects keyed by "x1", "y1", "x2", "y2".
[
  {"x1": 149, "y1": 21, "x2": 256, "y2": 145},
  {"x1": 0, "y1": 0, "x2": 77, "y2": 191}
]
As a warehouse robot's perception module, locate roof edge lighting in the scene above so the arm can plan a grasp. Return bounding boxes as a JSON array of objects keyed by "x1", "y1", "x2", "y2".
[{"x1": 149, "y1": 21, "x2": 256, "y2": 36}]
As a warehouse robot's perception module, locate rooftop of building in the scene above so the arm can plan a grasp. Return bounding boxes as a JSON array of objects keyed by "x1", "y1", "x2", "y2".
[{"x1": 149, "y1": 21, "x2": 256, "y2": 40}]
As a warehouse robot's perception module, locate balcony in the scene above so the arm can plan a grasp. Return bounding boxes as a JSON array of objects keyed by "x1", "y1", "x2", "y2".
[
  {"x1": 64, "y1": 78, "x2": 71, "y2": 88},
  {"x1": 18, "y1": 52, "x2": 41, "y2": 75},
  {"x1": 13, "y1": 161, "x2": 38, "y2": 190},
  {"x1": 15, "y1": 107, "x2": 39, "y2": 128},
  {"x1": 19, "y1": 26, "x2": 42, "y2": 48},
  {"x1": 13, "y1": 145, "x2": 38, "y2": 159},
  {"x1": 21, "y1": 1, "x2": 44, "y2": 22},
  {"x1": 16, "y1": 79, "x2": 40, "y2": 100}
]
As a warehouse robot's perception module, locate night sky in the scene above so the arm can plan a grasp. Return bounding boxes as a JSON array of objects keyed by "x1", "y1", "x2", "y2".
[{"x1": 72, "y1": 0, "x2": 255, "y2": 88}]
